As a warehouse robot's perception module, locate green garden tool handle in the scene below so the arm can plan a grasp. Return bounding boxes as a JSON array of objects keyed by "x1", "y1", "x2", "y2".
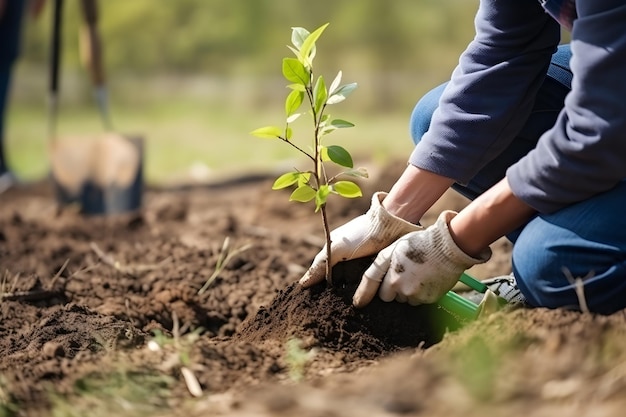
[
  {"x1": 438, "y1": 290, "x2": 480, "y2": 322},
  {"x1": 436, "y1": 272, "x2": 488, "y2": 322},
  {"x1": 460, "y1": 272, "x2": 488, "y2": 293}
]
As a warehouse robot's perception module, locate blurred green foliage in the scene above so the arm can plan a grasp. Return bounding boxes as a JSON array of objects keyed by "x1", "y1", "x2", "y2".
[
  {"x1": 20, "y1": 0, "x2": 478, "y2": 77},
  {"x1": 9, "y1": 0, "x2": 482, "y2": 183}
]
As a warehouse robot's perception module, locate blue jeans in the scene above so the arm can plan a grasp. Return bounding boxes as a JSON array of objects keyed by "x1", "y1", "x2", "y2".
[
  {"x1": 0, "y1": 0, "x2": 26, "y2": 173},
  {"x1": 409, "y1": 45, "x2": 626, "y2": 315}
]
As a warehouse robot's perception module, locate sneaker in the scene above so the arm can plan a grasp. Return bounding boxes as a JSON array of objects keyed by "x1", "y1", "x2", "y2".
[
  {"x1": 480, "y1": 274, "x2": 526, "y2": 305},
  {"x1": 457, "y1": 274, "x2": 526, "y2": 306},
  {"x1": 0, "y1": 171, "x2": 17, "y2": 194}
]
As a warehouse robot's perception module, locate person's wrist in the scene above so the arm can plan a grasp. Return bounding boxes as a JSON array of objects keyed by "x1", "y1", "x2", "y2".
[
  {"x1": 435, "y1": 210, "x2": 491, "y2": 266},
  {"x1": 447, "y1": 214, "x2": 488, "y2": 259},
  {"x1": 448, "y1": 178, "x2": 536, "y2": 258},
  {"x1": 382, "y1": 164, "x2": 454, "y2": 223},
  {"x1": 370, "y1": 192, "x2": 422, "y2": 238}
]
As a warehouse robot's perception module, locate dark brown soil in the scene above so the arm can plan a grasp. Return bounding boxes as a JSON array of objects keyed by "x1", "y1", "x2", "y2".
[{"x1": 2, "y1": 160, "x2": 626, "y2": 417}]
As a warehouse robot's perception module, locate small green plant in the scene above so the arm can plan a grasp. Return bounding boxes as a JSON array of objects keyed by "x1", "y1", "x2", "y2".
[
  {"x1": 251, "y1": 23, "x2": 367, "y2": 282},
  {"x1": 284, "y1": 337, "x2": 316, "y2": 382}
]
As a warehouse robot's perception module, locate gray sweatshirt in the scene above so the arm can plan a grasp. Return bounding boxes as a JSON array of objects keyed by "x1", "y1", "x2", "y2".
[{"x1": 408, "y1": 0, "x2": 626, "y2": 213}]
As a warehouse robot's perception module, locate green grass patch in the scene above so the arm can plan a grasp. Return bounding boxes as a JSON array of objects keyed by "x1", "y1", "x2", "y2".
[
  {"x1": 50, "y1": 369, "x2": 175, "y2": 417},
  {"x1": 5, "y1": 91, "x2": 414, "y2": 185}
]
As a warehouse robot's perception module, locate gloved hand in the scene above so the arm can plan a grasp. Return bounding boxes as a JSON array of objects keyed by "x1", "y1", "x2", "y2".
[
  {"x1": 299, "y1": 192, "x2": 422, "y2": 287},
  {"x1": 353, "y1": 210, "x2": 491, "y2": 307}
]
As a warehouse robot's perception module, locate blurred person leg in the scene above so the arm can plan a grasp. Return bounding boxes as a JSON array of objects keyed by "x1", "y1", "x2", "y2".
[
  {"x1": 0, "y1": 0, "x2": 26, "y2": 187},
  {"x1": 0, "y1": 67, "x2": 12, "y2": 180}
]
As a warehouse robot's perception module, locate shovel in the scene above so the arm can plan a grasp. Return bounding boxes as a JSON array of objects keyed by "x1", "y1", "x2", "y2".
[
  {"x1": 48, "y1": 0, "x2": 144, "y2": 215},
  {"x1": 78, "y1": 0, "x2": 111, "y2": 130}
]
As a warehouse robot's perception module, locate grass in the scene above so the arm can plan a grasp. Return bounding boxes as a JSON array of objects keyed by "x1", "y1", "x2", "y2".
[
  {"x1": 5, "y1": 74, "x2": 417, "y2": 186},
  {"x1": 48, "y1": 316, "x2": 202, "y2": 417},
  {"x1": 50, "y1": 368, "x2": 175, "y2": 417}
]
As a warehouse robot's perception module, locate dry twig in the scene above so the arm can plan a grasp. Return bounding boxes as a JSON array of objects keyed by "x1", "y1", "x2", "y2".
[
  {"x1": 90, "y1": 242, "x2": 171, "y2": 276},
  {"x1": 0, "y1": 261, "x2": 71, "y2": 303},
  {"x1": 48, "y1": 258, "x2": 69, "y2": 290},
  {"x1": 562, "y1": 267, "x2": 593, "y2": 314},
  {"x1": 197, "y1": 237, "x2": 253, "y2": 295}
]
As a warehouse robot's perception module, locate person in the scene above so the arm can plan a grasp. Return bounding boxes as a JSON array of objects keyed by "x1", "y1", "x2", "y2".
[
  {"x1": 299, "y1": 0, "x2": 626, "y2": 316},
  {"x1": 0, "y1": 0, "x2": 45, "y2": 194},
  {"x1": 0, "y1": 0, "x2": 27, "y2": 193}
]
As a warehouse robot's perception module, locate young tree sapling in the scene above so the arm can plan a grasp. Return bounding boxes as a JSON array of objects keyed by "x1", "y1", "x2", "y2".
[{"x1": 251, "y1": 23, "x2": 367, "y2": 283}]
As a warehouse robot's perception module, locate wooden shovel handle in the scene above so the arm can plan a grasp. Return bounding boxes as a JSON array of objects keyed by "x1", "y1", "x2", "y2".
[{"x1": 79, "y1": 0, "x2": 105, "y2": 87}]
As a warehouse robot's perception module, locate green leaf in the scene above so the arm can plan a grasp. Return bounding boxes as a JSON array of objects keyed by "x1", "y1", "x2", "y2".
[
  {"x1": 272, "y1": 172, "x2": 301, "y2": 190},
  {"x1": 273, "y1": 171, "x2": 310, "y2": 190},
  {"x1": 313, "y1": 75, "x2": 327, "y2": 115},
  {"x1": 285, "y1": 126, "x2": 293, "y2": 140},
  {"x1": 326, "y1": 145, "x2": 353, "y2": 168},
  {"x1": 286, "y1": 45, "x2": 300, "y2": 58},
  {"x1": 282, "y1": 58, "x2": 310, "y2": 85},
  {"x1": 286, "y1": 113, "x2": 301, "y2": 124},
  {"x1": 318, "y1": 114, "x2": 334, "y2": 135},
  {"x1": 333, "y1": 181, "x2": 362, "y2": 198},
  {"x1": 327, "y1": 82, "x2": 358, "y2": 104},
  {"x1": 320, "y1": 125, "x2": 337, "y2": 136},
  {"x1": 291, "y1": 27, "x2": 310, "y2": 49},
  {"x1": 329, "y1": 71, "x2": 342, "y2": 95},
  {"x1": 285, "y1": 89, "x2": 304, "y2": 116},
  {"x1": 286, "y1": 83, "x2": 306, "y2": 92},
  {"x1": 289, "y1": 185, "x2": 316, "y2": 203},
  {"x1": 320, "y1": 146, "x2": 330, "y2": 162},
  {"x1": 299, "y1": 23, "x2": 329, "y2": 67},
  {"x1": 321, "y1": 119, "x2": 355, "y2": 135},
  {"x1": 315, "y1": 185, "x2": 331, "y2": 212},
  {"x1": 297, "y1": 172, "x2": 311, "y2": 186},
  {"x1": 251, "y1": 126, "x2": 282, "y2": 139},
  {"x1": 330, "y1": 119, "x2": 355, "y2": 129},
  {"x1": 342, "y1": 167, "x2": 369, "y2": 179}
]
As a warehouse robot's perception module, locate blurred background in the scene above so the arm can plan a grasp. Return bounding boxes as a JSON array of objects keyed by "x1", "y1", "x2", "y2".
[{"x1": 6, "y1": 0, "x2": 479, "y2": 185}]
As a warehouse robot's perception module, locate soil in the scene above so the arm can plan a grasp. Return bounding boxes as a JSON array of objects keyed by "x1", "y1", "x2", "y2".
[{"x1": 1, "y1": 159, "x2": 626, "y2": 417}]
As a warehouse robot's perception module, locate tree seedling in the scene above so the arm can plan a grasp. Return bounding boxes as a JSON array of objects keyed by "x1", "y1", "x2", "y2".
[
  {"x1": 251, "y1": 23, "x2": 367, "y2": 283},
  {"x1": 250, "y1": 24, "x2": 490, "y2": 324}
]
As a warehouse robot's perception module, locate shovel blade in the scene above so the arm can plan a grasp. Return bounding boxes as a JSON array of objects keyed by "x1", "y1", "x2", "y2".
[{"x1": 50, "y1": 134, "x2": 144, "y2": 215}]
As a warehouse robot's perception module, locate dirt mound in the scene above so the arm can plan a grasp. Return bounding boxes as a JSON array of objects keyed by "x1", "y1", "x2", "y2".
[{"x1": 239, "y1": 257, "x2": 463, "y2": 357}]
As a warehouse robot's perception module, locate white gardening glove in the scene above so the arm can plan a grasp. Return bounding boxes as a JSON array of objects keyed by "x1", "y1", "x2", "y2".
[
  {"x1": 353, "y1": 210, "x2": 491, "y2": 307},
  {"x1": 299, "y1": 192, "x2": 422, "y2": 288}
]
